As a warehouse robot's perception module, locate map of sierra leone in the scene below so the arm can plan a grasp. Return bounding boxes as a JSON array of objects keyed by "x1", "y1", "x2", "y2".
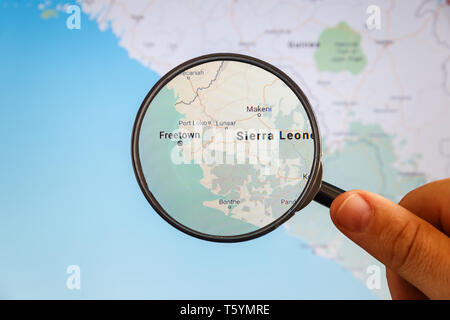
[
  {"x1": 46, "y1": 0, "x2": 450, "y2": 298},
  {"x1": 139, "y1": 60, "x2": 315, "y2": 235}
]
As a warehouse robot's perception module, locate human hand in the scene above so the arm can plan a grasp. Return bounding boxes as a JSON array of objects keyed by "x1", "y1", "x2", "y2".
[{"x1": 329, "y1": 178, "x2": 450, "y2": 299}]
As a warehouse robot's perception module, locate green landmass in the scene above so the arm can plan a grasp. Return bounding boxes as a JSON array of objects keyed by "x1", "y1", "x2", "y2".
[
  {"x1": 40, "y1": 9, "x2": 58, "y2": 20},
  {"x1": 315, "y1": 22, "x2": 367, "y2": 74}
]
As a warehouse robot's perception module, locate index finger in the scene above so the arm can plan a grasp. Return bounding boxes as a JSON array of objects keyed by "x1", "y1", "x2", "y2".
[{"x1": 399, "y1": 178, "x2": 450, "y2": 235}]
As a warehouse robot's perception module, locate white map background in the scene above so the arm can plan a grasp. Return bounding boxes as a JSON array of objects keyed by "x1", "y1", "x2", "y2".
[{"x1": 40, "y1": 0, "x2": 449, "y2": 299}]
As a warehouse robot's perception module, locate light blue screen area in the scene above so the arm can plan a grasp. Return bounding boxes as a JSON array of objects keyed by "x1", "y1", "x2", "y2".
[
  {"x1": 138, "y1": 86, "x2": 258, "y2": 236},
  {"x1": 0, "y1": 3, "x2": 375, "y2": 299}
]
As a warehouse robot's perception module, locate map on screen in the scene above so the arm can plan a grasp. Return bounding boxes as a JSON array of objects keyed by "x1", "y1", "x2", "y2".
[
  {"x1": 0, "y1": 0, "x2": 448, "y2": 299},
  {"x1": 138, "y1": 59, "x2": 315, "y2": 236}
]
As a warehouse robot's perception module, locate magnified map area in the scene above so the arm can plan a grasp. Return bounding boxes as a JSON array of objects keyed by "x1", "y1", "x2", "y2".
[{"x1": 138, "y1": 60, "x2": 315, "y2": 236}]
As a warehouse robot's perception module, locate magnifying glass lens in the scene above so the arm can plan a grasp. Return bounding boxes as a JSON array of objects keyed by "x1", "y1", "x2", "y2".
[{"x1": 135, "y1": 58, "x2": 317, "y2": 240}]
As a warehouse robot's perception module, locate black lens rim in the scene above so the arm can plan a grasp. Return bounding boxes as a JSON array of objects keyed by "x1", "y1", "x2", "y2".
[{"x1": 131, "y1": 53, "x2": 322, "y2": 242}]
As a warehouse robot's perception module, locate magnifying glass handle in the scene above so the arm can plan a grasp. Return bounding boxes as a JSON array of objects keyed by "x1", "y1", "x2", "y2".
[{"x1": 313, "y1": 181, "x2": 346, "y2": 208}]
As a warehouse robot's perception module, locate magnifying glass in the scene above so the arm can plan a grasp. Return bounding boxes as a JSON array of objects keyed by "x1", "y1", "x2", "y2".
[{"x1": 132, "y1": 53, "x2": 345, "y2": 242}]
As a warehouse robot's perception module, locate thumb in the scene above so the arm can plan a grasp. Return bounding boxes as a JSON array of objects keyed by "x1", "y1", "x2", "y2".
[{"x1": 330, "y1": 190, "x2": 450, "y2": 299}]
